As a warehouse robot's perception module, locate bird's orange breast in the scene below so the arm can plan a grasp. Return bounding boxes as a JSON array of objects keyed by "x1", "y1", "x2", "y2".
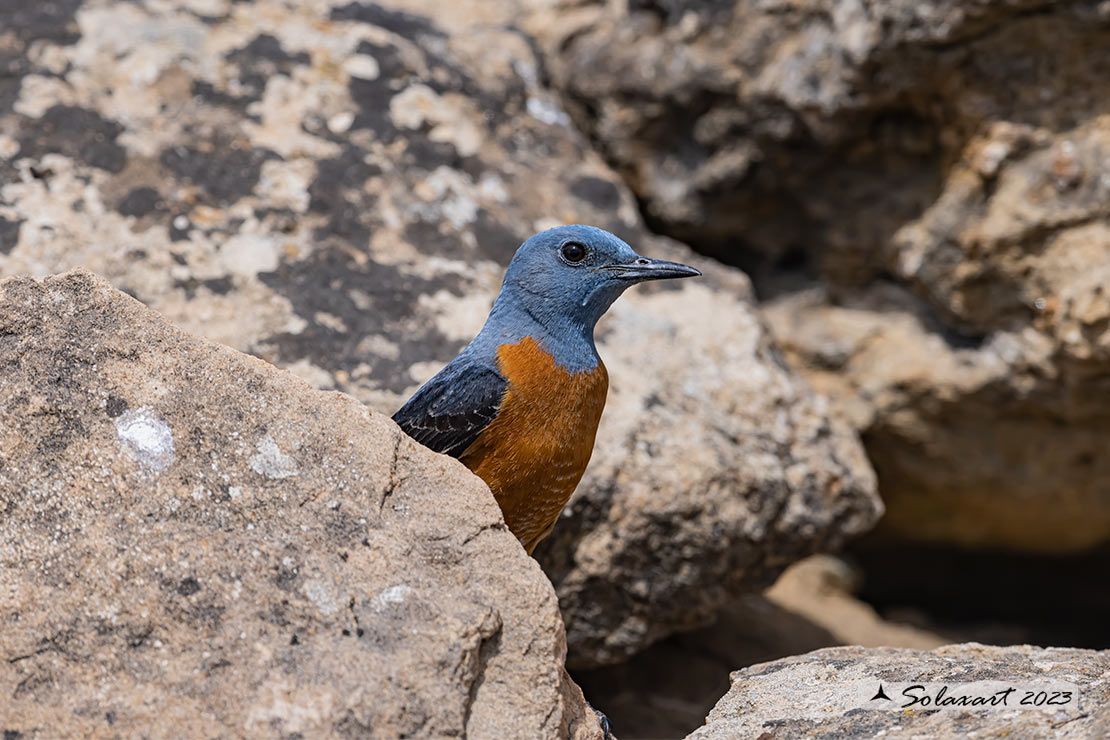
[{"x1": 458, "y1": 336, "x2": 608, "y2": 553}]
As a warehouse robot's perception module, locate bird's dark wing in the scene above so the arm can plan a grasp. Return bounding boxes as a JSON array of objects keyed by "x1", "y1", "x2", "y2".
[{"x1": 392, "y1": 361, "x2": 508, "y2": 457}]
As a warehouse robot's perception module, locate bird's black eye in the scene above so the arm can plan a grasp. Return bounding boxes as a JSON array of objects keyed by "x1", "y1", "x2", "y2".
[{"x1": 561, "y1": 241, "x2": 587, "y2": 263}]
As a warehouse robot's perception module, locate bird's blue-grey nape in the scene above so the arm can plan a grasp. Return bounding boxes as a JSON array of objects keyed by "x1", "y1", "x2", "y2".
[{"x1": 461, "y1": 225, "x2": 701, "y2": 373}]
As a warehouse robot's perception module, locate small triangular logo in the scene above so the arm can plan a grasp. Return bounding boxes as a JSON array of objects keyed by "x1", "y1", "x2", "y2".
[{"x1": 871, "y1": 684, "x2": 891, "y2": 701}]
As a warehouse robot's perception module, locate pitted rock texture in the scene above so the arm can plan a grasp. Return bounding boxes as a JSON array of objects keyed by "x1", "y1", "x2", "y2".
[
  {"x1": 0, "y1": 271, "x2": 602, "y2": 740},
  {"x1": 520, "y1": 0, "x2": 1101, "y2": 275},
  {"x1": 687, "y1": 644, "x2": 1110, "y2": 740},
  {"x1": 523, "y1": 0, "x2": 1110, "y2": 553},
  {"x1": 0, "y1": 0, "x2": 880, "y2": 665}
]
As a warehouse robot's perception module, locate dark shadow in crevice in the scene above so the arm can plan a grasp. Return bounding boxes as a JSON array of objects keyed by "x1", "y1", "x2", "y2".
[
  {"x1": 848, "y1": 538, "x2": 1110, "y2": 650},
  {"x1": 572, "y1": 595, "x2": 839, "y2": 740}
]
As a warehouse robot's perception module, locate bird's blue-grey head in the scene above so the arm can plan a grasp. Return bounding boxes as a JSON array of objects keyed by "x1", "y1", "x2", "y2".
[{"x1": 477, "y1": 225, "x2": 700, "y2": 370}]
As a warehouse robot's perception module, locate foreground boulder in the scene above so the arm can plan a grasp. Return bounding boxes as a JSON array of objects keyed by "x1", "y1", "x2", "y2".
[
  {"x1": 689, "y1": 644, "x2": 1109, "y2": 740},
  {"x1": 0, "y1": 271, "x2": 601, "y2": 739},
  {"x1": 523, "y1": 0, "x2": 1110, "y2": 553},
  {"x1": 0, "y1": 0, "x2": 881, "y2": 664}
]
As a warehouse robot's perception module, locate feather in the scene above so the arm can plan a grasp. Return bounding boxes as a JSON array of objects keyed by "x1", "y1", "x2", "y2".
[{"x1": 392, "y1": 361, "x2": 508, "y2": 458}]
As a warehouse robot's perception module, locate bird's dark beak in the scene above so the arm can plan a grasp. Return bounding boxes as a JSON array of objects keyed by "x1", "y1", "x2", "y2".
[{"x1": 602, "y1": 257, "x2": 702, "y2": 282}]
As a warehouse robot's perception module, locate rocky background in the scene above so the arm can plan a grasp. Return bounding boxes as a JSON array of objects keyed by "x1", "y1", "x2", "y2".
[{"x1": 1, "y1": 0, "x2": 1107, "y2": 738}]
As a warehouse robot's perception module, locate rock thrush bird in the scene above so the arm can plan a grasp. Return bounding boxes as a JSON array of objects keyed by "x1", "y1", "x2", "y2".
[{"x1": 394, "y1": 225, "x2": 700, "y2": 553}]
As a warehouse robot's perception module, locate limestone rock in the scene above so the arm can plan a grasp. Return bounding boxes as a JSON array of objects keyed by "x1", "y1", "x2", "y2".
[
  {"x1": 764, "y1": 278, "x2": 1110, "y2": 553},
  {"x1": 689, "y1": 644, "x2": 1110, "y2": 740},
  {"x1": 0, "y1": 270, "x2": 601, "y2": 740},
  {"x1": 523, "y1": 0, "x2": 1110, "y2": 552},
  {"x1": 763, "y1": 116, "x2": 1110, "y2": 553},
  {"x1": 520, "y1": 0, "x2": 1099, "y2": 276},
  {"x1": 0, "y1": 0, "x2": 880, "y2": 665}
]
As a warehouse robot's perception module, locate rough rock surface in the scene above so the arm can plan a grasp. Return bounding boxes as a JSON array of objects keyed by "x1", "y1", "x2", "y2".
[
  {"x1": 0, "y1": 271, "x2": 601, "y2": 739},
  {"x1": 521, "y1": 0, "x2": 1102, "y2": 273},
  {"x1": 688, "y1": 644, "x2": 1110, "y2": 740},
  {"x1": 524, "y1": 0, "x2": 1110, "y2": 552},
  {"x1": 764, "y1": 280, "x2": 1110, "y2": 553},
  {"x1": 0, "y1": 0, "x2": 881, "y2": 664}
]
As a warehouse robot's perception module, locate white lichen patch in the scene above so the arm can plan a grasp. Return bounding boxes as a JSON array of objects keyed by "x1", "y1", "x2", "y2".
[
  {"x1": 313, "y1": 311, "x2": 348, "y2": 333},
  {"x1": 173, "y1": 0, "x2": 232, "y2": 16},
  {"x1": 15, "y1": 74, "x2": 76, "y2": 118},
  {"x1": 390, "y1": 84, "x2": 483, "y2": 157},
  {"x1": 220, "y1": 233, "x2": 281, "y2": 278},
  {"x1": 72, "y1": 4, "x2": 210, "y2": 134},
  {"x1": 327, "y1": 111, "x2": 355, "y2": 134},
  {"x1": 409, "y1": 166, "x2": 479, "y2": 228},
  {"x1": 245, "y1": 681, "x2": 336, "y2": 733},
  {"x1": 250, "y1": 437, "x2": 299, "y2": 480},
  {"x1": 245, "y1": 74, "x2": 344, "y2": 159},
  {"x1": 257, "y1": 158, "x2": 315, "y2": 213},
  {"x1": 354, "y1": 333, "x2": 401, "y2": 361},
  {"x1": 417, "y1": 288, "x2": 490, "y2": 342},
  {"x1": 302, "y1": 577, "x2": 340, "y2": 616},
  {"x1": 342, "y1": 54, "x2": 380, "y2": 81},
  {"x1": 114, "y1": 408, "x2": 175, "y2": 473},
  {"x1": 526, "y1": 95, "x2": 571, "y2": 127},
  {"x1": 0, "y1": 134, "x2": 18, "y2": 160},
  {"x1": 373, "y1": 584, "x2": 412, "y2": 612}
]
